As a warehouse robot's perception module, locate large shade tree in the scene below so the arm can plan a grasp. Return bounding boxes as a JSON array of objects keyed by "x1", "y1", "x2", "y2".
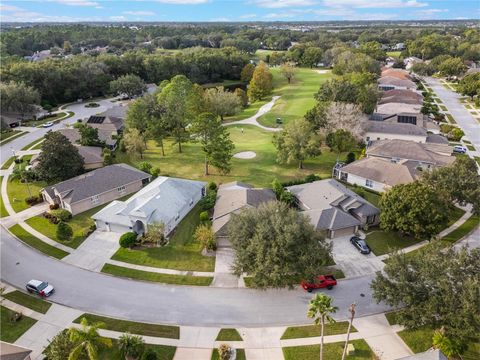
[
  {"x1": 229, "y1": 201, "x2": 332, "y2": 289},
  {"x1": 247, "y1": 61, "x2": 273, "y2": 102},
  {"x1": 35, "y1": 132, "x2": 84, "y2": 182},
  {"x1": 203, "y1": 86, "x2": 242, "y2": 121},
  {"x1": 0, "y1": 81, "x2": 40, "y2": 119},
  {"x1": 109, "y1": 74, "x2": 147, "y2": 98}
]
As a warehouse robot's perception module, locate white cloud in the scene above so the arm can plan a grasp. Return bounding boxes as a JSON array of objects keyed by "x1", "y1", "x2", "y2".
[
  {"x1": 51, "y1": 0, "x2": 100, "y2": 6},
  {"x1": 253, "y1": 0, "x2": 316, "y2": 9},
  {"x1": 264, "y1": 11, "x2": 300, "y2": 19},
  {"x1": 156, "y1": 0, "x2": 208, "y2": 4},
  {"x1": 415, "y1": 8, "x2": 449, "y2": 15},
  {"x1": 110, "y1": 15, "x2": 126, "y2": 20},
  {"x1": 123, "y1": 10, "x2": 156, "y2": 16},
  {"x1": 322, "y1": 0, "x2": 427, "y2": 8},
  {"x1": 239, "y1": 13, "x2": 258, "y2": 19},
  {"x1": 0, "y1": 4, "x2": 23, "y2": 12}
]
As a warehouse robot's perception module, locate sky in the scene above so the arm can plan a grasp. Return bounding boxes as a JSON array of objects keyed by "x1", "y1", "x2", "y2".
[{"x1": 0, "y1": 0, "x2": 478, "y2": 23}]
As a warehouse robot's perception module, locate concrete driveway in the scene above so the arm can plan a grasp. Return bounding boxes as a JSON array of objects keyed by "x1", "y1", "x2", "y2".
[{"x1": 329, "y1": 236, "x2": 385, "y2": 278}]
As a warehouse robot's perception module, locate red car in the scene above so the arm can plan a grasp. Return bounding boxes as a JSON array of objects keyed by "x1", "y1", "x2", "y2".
[{"x1": 301, "y1": 275, "x2": 337, "y2": 292}]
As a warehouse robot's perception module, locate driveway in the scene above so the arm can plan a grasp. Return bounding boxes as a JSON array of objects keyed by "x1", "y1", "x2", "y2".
[{"x1": 329, "y1": 236, "x2": 385, "y2": 278}]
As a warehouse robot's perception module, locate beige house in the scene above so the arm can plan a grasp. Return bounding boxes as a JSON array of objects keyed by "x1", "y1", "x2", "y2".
[
  {"x1": 365, "y1": 122, "x2": 428, "y2": 143},
  {"x1": 41, "y1": 164, "x2": 151, "y2": 215},
  {"x1": 31, "y1": 146, "x2": 103, "y2": 171}
]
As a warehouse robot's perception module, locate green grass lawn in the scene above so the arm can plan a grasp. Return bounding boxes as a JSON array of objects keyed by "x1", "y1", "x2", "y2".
[
  {"x1": 116, "y1": 125, "x2": 349, "y2": 188},
  {"x1": 283, "y1": 339, "x2": 375, "y2": 360},
  {"x1": 3, "y1": 290, "x2": 52, "y2": 314},
  {"x1": 345, "y1": 184, "x2": 382, "y2": 208},
  {"x1": 466, "y1": 144, "x2": 476, "y2": 151},
  {"x1": 0, "y1": 129, "x2": 22, "y2": 141},
  {"x1": 73, "y1": 313, "x2": 180, "y2": 339},
  {"x1": 0, "y1": 176, "x2": 8, "y2": 218},
  {"x1": 0, "y1": 305, "x2": 37, "y2": 343},
  {"x1": 22, "y1": 112, "x2": 67, "y2": 127},
  {"x1": 257, "y1": 67, "x2": 332, "y2": 127},
  {"x1": 9, "y1": 224, "x2": 69, "y2": 259},
  {"x1": 0, "y1": 131, "x2": 26, "y2": 145},
  {"x1": 281, "y1": 321, "x2": 356, "y2": 339},
  {"x1": 366, "y1": 231, "x2": 421, "y2": 256},
  {"x1": 1, "y1": 156, "x2": 15, "y2": 169},
  {"x1": 224, "y1": 98, "x2": 271, "y2": 122},
  {"x1": 211, "y1": 348, "x2": 246, "y2": 360},
  {"x1": 112, "y1": 204, "x2": 215, "y2": 272},
  {"x1": 386, "y1": 51, "x2": 401, "y2": 57},
  {"x1": 439, "y1": 105, "x2": 448, "y2": 111},
  {"x1": 474, "y1": 156, "x2": 480, "y2": 166},
  {"x1": 216, "y1": 328, "x2": 243, "y2": 341},
  {"x1": 101, "y1": 263, "x2": 213, "y2": 286},
  {"x1": 445, "y1": 113, "x2": 456, "y2": 124},
  {"x1": 21, "y1": 137, "x2": 44, "y2": 151},
  {"x1": 384, "y1": 311, "x2": 400, "y2": 326},
  {"x1": 441, "y1": 214, "x2": 480, "y2": 245},
  {"x1": 7, "y1": 178, "x2": 47, "y2": 213}
]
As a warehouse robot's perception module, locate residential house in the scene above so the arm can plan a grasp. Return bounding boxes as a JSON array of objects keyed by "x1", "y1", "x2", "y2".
[
  {"x1": 381, "y1": 68, "x2": 412, "y2": 81},
  {"x1": 378, "y1": 76, "x2": 416, "y2": 91},
  {"x1": 92, "y1": 176, "x2": 206, "y2": 235},
  {"x1": 212, "y1": 182, "x2": 276, "y2": 237},
  {"x1": 86, "y1": 105, "x2": 126, "y2": 136},
  {"x1": 286, "y1": 179, "x2": 380, "y2": 238},
  {"x1": 334, "y1": 139, "x2": 455, "y2": 192},
  {"x1": 30, "y1": 146, "x2": 104, "y2": 171},
  {"x1": 404, "y1": 56, "x2": 423, "y2": 70},
  {"x1": 398, "y1": 349, "x2": 447, "y2": 360},
  {"x1": 392, "y1": 43, "x2": 406, "y2": 51},
  {"x1": 56, "y1": 128, "x2": 117, "y2": 150},
  {"x1": 378, "y1": 89, "x2": 423, "y2": 106},
  {"x1": 365, "y1": 122, "x2": 428, "y2": 143},
  {"x1": 0, "y1": 342, "x2": 32, "y2": 360},
  {"x1": 41, "y1": 164, "x2": 151, "y2": 216}
]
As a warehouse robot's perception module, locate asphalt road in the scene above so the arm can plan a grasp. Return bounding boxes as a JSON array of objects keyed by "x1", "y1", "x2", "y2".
[{"x1": 1, "y1": 229, "x2": 390, "y2": 327}]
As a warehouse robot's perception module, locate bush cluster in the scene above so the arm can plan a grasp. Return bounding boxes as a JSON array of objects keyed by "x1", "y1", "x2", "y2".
[
  {"x1": 25, "y1": 195, "x2": 43, "y2": 206},
  {"x1": 50, "y1": 209, "x2": 72, "y2": 222},
  {"x1": 199, "y1": 190, "x2": 217, "y2": 211},
  {"x1": 281, "y1": 174, "x2": 321, "y2": 187},
  {"x1": 57, "y1": 221, "x2": 73, "y2": 241},
  {"x1": 119, "y1": 232, "x2": 137, "y2": 248}
]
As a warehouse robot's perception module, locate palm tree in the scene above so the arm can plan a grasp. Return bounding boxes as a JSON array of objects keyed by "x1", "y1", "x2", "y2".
[
  {"x1": 341, "y1": 303, "x2": 356, "y2": 360},
  {"x1": 307, "y1": 293, "x2": 338, "y2": 360},
  {"x1": 67, "y1": 317, "x2": 112, "y2": 360},
  {"x1": 118, "y1": 333, "x2": 145, "y2": 360}
]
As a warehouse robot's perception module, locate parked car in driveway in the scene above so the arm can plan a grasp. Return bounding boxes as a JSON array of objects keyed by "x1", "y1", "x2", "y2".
[
  {"x1": 350, "y1": 236, "x2": 371, "y2": 254},
  {"x1": 452, "y1": 145, "x2": 467, "y2": 154},
  {"x1": 301, "y1": 275, "x2": 337, "y2": 292},
  {"x1": 26, "y1": 279, "x2": 54, "y2": 297},
  {"x1": 42, "y1": 121, "x2": 54, "y2": 128}
]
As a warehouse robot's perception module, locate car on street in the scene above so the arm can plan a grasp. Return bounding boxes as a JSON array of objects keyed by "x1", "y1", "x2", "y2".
[
  {"x1": 452, "y1": 145, "x2": 467, "y2": 154},
  {"x1": 350, "y1": 236, "x2": 371, "y2": 254},
  {"x1": 301, "y1": 275, "x2": 337, "y2": 292},
  {"x1": 26, "y1": 279, "x2": 55, "y2": 297},
  {"x1": 42, "y1": 121, "x2": 54, "y2": 128}
]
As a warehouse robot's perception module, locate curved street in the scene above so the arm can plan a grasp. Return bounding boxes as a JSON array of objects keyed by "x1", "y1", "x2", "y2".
[{"x1": 1, "y1": 228, "x2": 390, "y2": 327}]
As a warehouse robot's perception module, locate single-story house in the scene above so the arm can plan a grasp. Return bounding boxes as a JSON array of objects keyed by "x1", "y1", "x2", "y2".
[
  {"x1": 86, "y1": 105, "x2": 126, "y2": 135},
  {"x1": 0, "y1": 341, "x2": 32, "y2": 360},
  {"x1": 378, "y1": 89, "x2": 423, "y2": 106},
  {"x1": 286, "y1": 179, "x2": 380, "y2": 239},
  {"x1": 367, "y1": 139, "x2": 455, "y2": 166},
  {"x1": 404, "y1": 56, "x2": 423, "y2": 71},
  {"x1": 56, "y1": 128, "x2": 118, "y2": 150},
  {"x1": 398, "y1": 349, "x2": 447, "y2": 360},
  {"x1": 41, "y1": 164, "x2": 151, "y2": 216},
  {"x1": 30, "y1": 146, "x2": 104, "y2": 171},
  {"x1": 92, "y1": 176, "x2": 207, "y2": 235},
  {"x1": 378, "y1": 76, "x2": 416, "y2": 91},
  {"x1": 381, "y1": 68, "x2": 411, "y2": 81},
  {"x1": 365, "y1": 122, "x2": 428, "y2": 143},
  {"x1": 212, "y1": 182, "x2": 276, "y2": 237}
]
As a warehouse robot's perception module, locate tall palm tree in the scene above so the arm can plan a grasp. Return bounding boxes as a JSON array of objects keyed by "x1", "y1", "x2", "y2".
[
  {"x1": 307, "y1": 293, "x2": 338, "y2": 360},
  {"x1": 341, "y1": 303, "x2": 356, "y2": 360},
  {"x1": 118, "y1": 333, "x2": 145, "y2": 360},
  {"x1": 67, "y1": 317, "x2": 112, "y2": 360}
]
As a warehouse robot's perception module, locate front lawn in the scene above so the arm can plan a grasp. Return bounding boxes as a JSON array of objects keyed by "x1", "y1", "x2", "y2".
[
  {"x1": 97, "y1": 341, "x2": 176, "y2": 360},
  {"x1": 0, "y1": 129, "x2": 22, "y2": 141},
  {"x1": 1, "y1": 156, "x2": 15, "y2": 169},
  {"x1": 9, "y1": 224, "x2": 69, "y2": 259},
  {"x1": 365, "y1": 231, "x2": 422, "y2": 256},
  {"x1": 101, "y1": 263, "x2": 213, "y2": 286},
  {"x1": 73, "y1": 313, "x2": 180, "y2": 339},
  {"x1": 216, "y1": 328, "x2": 243, "y2": 341},
  {"x1": 0, "y1": 131, "x2": 26, "y2": 145},
  {"x1": 257, "y1": 67, "x2": 332, "y2": 127},
  {"x1": 21, "y1": 137, "x2": 44, "y2": 151},
  {"x1": 3, "y1": 290, "x2": 52, "y2": 314},
  {"x1": 7, "y1": 178, "x2": 47, "y2": 213},
  {"x1": 441, "y1": 214, "x2": 480, "y2": 245},
  {"x1": 281, "y1": 321, "x2": 355, "y2": 339},
  {"x1": 283, "y1": 339, "x2": 375, "y2": 360},
  {"x1": 0, "y1": 176, "x2": 8, "y2": 217},
  {"x1": 115, "y1": 125, "x2": 350, "y2": 188},
  {"x1": 112, "y1": 205, "x2": 215, "y2": 272},
  {"x1": 0, "y1": 305, "x2": 37, "y2": 343}
]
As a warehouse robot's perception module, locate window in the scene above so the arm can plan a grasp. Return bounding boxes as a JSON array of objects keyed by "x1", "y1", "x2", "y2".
[
  {"x1": 365, "y1": 179, "x2": 373, "y2": 188},
  {"x1": 91, "y1": 195, "x2": 99, "y2": 204},
  {"x1": 117, "y1": 185, "x2": 126, "y2": 194},
  {"x1": 397, "y1": 115, "x2": 417, "y2": 125}
]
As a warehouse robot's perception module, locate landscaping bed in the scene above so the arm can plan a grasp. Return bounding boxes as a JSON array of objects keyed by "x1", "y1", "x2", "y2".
[
  {"x1": 3, "y1": 290, "x2": 52, "y2": 314},
  {"x1": 7, "y1": 178, "x2": 47, "y2": 213},
  {"x1": 283, "y1": 339, "x2": 375, "y2": 360},
  {"x1": 73, "y1": 313, "x2": 180, "y2": 339},
  {"x1": 101, "y1": 263, "x2": 213, "y2": 286},
  {"x1": 211, "y1": 348, "x2": 245, "y2": 360},
  {"x1": 112, "y1": 205, "x2": 215, "y2": 272},
  {"x1": 0, "y1": 305, "x2": 37, "y2": 343},
  {"x1": 281, "y1": 321, "x2": 355, "y2": 339},
  {"x1": 9, "y1": 224, "x2": 69, "y2": 259},
  {"x1": 97, "y1": 341, "x2": 176, "y2": 360}
]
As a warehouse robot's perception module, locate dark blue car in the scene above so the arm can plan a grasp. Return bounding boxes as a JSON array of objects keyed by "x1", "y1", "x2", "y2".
[{"x1": 350, "y1": 236, "x2": 371, "y2": 254}]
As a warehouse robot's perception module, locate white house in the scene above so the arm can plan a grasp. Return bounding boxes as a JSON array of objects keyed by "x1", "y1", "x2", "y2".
[{"x1": 92, "y1": 176, "x2": 207, "y2": 235}]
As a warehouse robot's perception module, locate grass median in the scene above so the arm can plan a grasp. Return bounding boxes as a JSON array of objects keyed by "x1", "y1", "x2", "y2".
[
  {"x1": 0, "y1": 305, "x2": 37, "y2": 343},
  {"x1": 101, "y1": 263, "x2": 213, "y2": 286},
  {"x1": 281, "y1": 321, "x2": 355, "y2": 340},
  {"x1": 73, "y1": 313, "x2": 180, "y2": 339},
  {"x1": 283, "y1": 339, "x2": 374, "y2": 360},
  {"x1": 9, "y1": 224, "x2": 69, "y2": 259},
  {"x1": 3, "y1": 290, "x2": 52, "y2": 314},
  {"x1": 216, "y1": 328, "x2": 243, "y2": 341}
]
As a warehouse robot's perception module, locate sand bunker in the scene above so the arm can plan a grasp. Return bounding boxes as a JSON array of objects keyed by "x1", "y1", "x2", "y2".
[{"x1": 233, "y1": 151, "x2": 256, "y2": 159}]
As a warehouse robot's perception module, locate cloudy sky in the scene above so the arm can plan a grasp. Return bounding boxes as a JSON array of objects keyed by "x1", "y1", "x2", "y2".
[{"x1": 0, "y1": 0, "x2": 478, "y2": 22}]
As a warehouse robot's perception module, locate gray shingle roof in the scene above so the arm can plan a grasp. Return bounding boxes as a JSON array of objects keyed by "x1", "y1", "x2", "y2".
[
  {"x1": 43, "y1": 164, "x2": 150, "y2": 205},
  {"x1": 367, "y1": 122, "x2": 427, "y2": 136},
  {"x1": 306, "y1": 208, "x2": 361, "y2": 231}
]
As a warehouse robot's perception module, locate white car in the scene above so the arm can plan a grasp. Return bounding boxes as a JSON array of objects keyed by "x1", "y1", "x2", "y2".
[
  {"x1": 452, "y1": 145, "x2": 467, "y2": 154},
  {"x1": 42, "y1": 122, "x2": 54, "y2": 128},
  {"x1": 26, "y1": 279, "x2": 55, "y2": 297}
]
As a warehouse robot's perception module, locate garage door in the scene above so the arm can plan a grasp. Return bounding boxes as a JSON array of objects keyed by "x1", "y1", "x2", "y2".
[
  {"x1": 331, "y1": 226, "x2": 356, "y2": 238},
  {"x1": 95, "y1": 220, "x2": 108, "y2": 231},
  {"x1": 109, "y1": 223, "x2": 131, "y2": 234}
]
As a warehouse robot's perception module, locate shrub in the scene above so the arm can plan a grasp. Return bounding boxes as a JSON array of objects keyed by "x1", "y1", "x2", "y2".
[
  {"x1": 199, "y1": 191, "x2": 217, "y2": 211},
  {"x1": 119, "y1": 232, "x2": 137, "y2": 248},
  {"x1": 194, "y1": 224, "x2": 216, "y2": 251},
  {"x1": 355, "y1": 187, "x2": 366, "y2": 198},
  {"x1": 57, "y1": 221, "x2": 73, "y2": 241},
  {"x1": 346, "y1": 152, "x2": 356, "y2": 164},
  {"x1": 25, "y1": 195, "x2": 43, "y2": 206},
  {"x1": 150, "y1": 167, "x2": 160, "y2": 178},
  {"x1": 50, "y1": 209, "x2": 72, "y2": 222},
  {"x1": 14, "y1": 158, "x2": 23, "y2": 164},
  {"x1": 199, "y1": 211, "x2": 210, "y2": 223},
  {"x1": 119, "y1": 139, "x2": 126, "y2": 152},
  {"x1": 139, "y1": 161, "x2": 152, "y2": 173},
  {"x1": 207, "y1": 181, "x2": 217, "y2": 192},
  {"x1": 218, "y1": 344, "x2": 232, "y2": 360},
  {"x1": 49, "y1": 203, "x2": 59, "y2": 210},
  {"x1": 141, "y1": 349, "x2": 157, "y2": 360},
  {"x1": 304, "y1": 174, "x2": 321, "y2": 183}
]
